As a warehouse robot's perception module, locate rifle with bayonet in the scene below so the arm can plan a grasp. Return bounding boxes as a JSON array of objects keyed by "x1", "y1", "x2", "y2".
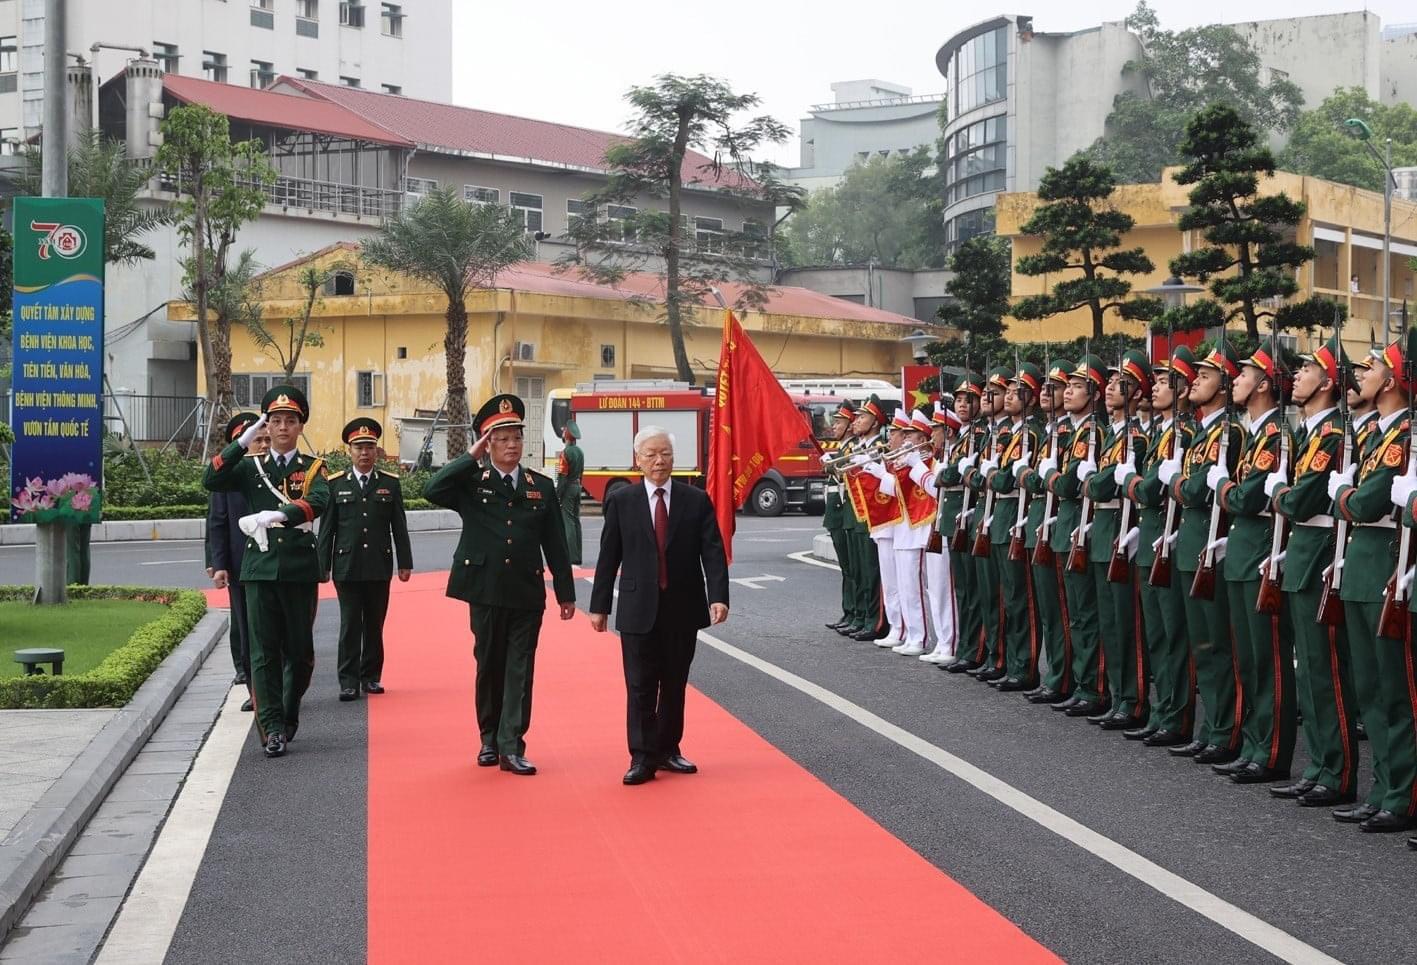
[
  {"x1": 1190, "y1": 338, "x2": 1231, "y2": 601},
  {"x1": 1032, "y1": 346, "x2": 1060, "y2": 568},
  {"x1": 926, "y1": 368, "x2": 948, "y2": 555},
  {"x1": 1009, "y1": 348, "x2": 1032, "y2": 563},
  {"x1": 971, "y1": 361, "x2": 998, "y2": 559},
  {"x1": 951, "y1": 353, "x2": 979, "y2": 553},
  {"x1": 1378, "y1": 305, "x2": 1414, "y2": 639},
  {"x1": 1150, "y1": 319, "x2": 1181, "y2": 587},
  {"x1": 1318, "y1": 305, "x2": 1351, "y2": 625},
  {"x1": 1108, "y1": 346, "x2": 1136, "y2": 583},
  {"x1": 1067, "y1": 341, "x2": 1098, "y2": 575},
  {"x1": 1256, "y1": 325, "x2": 1288, "y2": 615}
]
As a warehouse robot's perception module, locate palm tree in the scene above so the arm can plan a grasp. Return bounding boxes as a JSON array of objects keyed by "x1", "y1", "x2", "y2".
[{"x1": 362, "y1": 188, "x2": 531, "y2": 457}]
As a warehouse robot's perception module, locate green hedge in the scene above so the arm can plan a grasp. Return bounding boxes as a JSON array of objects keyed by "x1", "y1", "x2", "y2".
[
  {"x1": 0, "y1": 586, "x2": 208, "y2": 709},
  {"x1": 98, "y1": 498, "x2": 436, "y2": 520}
]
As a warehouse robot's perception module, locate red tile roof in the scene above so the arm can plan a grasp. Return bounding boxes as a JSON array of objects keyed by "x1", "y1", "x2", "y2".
[
  {"x1": 276, "y1": 77, "x2": 750, "y2": 191},
  {"x1": 162, "y1": 74, "x2": 413, "y2": 148}
]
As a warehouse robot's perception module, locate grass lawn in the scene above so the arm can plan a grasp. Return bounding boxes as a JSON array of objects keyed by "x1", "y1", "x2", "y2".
[{"x1": 0, "y1": 599, "x2": 167, "y2": 679}]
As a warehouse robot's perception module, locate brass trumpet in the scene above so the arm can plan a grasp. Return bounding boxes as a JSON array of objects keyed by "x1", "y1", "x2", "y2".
[{"x1": 822, "y1": 441, "x2": 887, "y2": 478}]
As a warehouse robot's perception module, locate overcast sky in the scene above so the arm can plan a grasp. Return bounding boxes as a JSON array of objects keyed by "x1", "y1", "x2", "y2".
[{"x1": 451, "y1": 2, "x2": 1413, "y2": 168}]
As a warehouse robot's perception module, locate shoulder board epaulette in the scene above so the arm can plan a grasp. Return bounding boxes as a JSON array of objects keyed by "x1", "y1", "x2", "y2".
[
  {"x1": 327, "y1": 468, "x2": 348, "y2": 479},
  {"x1": 526, "y1": 467, "x2": 549, "y2": 480},
  {"x1": 378, "y1": 469, "x2": 399, "y2": 479}
]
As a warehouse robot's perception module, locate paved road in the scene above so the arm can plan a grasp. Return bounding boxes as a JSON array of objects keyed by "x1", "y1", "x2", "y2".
[{"x1": 8, "y1": 516, "x2": 1410, "y2": 964}]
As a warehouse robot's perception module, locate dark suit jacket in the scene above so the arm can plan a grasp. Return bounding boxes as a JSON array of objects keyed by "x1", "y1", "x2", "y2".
[
  {"x1": 590, "y1": 480, "x2": 730, "y2": 634},
  {"x1": 206, "y1": 490, "x2": 250, "y2": 578}
]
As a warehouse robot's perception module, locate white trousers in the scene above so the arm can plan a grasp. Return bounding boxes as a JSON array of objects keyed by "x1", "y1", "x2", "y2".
[
  {"x1": 871, "y1": 534, "x2": 902, "y2": 642},
  {"x1": 892, "y1": 547, "x2": 928, "y2": 649},
  {"x1": 925, "y1": 548, "x2": 956, "y2": 655}
]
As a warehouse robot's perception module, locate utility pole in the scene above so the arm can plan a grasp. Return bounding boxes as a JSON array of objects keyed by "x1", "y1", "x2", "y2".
[{"x1": 34, "y1": 0, "x2": 68, "y2": 603}]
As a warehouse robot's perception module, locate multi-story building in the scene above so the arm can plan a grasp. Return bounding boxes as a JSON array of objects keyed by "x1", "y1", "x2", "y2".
[
  {"x1": 0, "y1": 0, "x2": 451, "y2": 151},
  {"x1": 785, "y1": 80, "x2": 945, "y2": 193},
  {"x1": 935, "y1": 11, "x2": 1417, "y2": 256}
]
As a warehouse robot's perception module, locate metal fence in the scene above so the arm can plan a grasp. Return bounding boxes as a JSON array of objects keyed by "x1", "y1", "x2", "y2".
[{"x1": 104, "y1": 393, "x2": 210, "y2": 447}]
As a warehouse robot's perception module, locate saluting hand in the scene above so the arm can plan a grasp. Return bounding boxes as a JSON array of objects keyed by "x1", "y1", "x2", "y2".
[{"x1": 469, "y1": 429, "x2": 493, "y2": 461}]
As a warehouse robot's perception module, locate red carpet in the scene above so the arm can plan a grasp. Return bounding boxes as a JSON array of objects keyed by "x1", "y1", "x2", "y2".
[{"x1": 363, "y1": 573, "x2": 1059, "y2": 964}]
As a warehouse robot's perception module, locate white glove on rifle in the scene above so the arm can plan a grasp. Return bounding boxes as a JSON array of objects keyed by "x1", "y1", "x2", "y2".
[
  {"x1": 1036, "y1": 457, "x2": 1058, "y2": 477},
  {"x1": 1401, "y1": 565, "x2": 1417, "y2": 595},
  {"x1": 236, "y1": 412, "x2": 269, "y2": 449},
  {"x1": 1264, "y1": 470, "x2": 1288, "y2": 499},
  {"x1": 1076, "y1": 458, "x2": 1097, "y2": 482},
  {"x1": 1158, "y1": 457, "x2": 1182, "y2": 486},
  {"x1": 1013, "y1": 460, "x2": 1031, "y2": 479},
  {"x1": 958, "y1": 454, "x2": 977, "y2": 472},
  {"x1": 1259, "y1": 551, "x2": 1286, "y2": 579},
  {"x1": 1113, "y1": 462, "x2": 1136, "y2": 487},
  {"x1": 1327, "y1": 469, "x2": 1355, "y2": 501},
  {"x1": 1119, "y1": 526, "x2": 1140, "y2": 559},
  {"x1": 1206, "y1": 536, "x2": 1228, "y2": 562},
  {"x1": 979, "y1": 458, "x2": 998, "y2": 476},
  {"x1": 1206, "y1": 464, "x2": 1229, "y2": 492},
  {"x1": 1390, "y1": 474, "x2": 1417, "y2": 509}
]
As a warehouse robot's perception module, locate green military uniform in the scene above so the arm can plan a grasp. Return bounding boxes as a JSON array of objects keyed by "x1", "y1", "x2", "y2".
[
  {"x1": 1335, "y1": 340, "x2": 1417, "y2": 824},
  {"x1": 938, "y1": 375, "x2": 985, "y2": 669},
  {"x1": 1022, "y1": 360, "x2": 1075, "y2": 700},
  {"x1": 424, "y1": 393, "x2": 577, "y2": 765},
  {"x1": 1272, "y1": 337, "x2": 1357, "y2": 799},
  {"x1": 841, "y1": 396, "x2": 889, "y2": 638},
  {"x1": 1215, "y1": 349, "x2": 1295, "y2": 779},
  {"x1": 1123, "y1": 347, "x2": 1198, "y2": 743},
  {"x1": 988, "y1": 362, "x2": 1045, "y2": 688},
  {"x1": 556, "y1": 421, "x2": 585, "y2": 565},
  {"x1": 202, "y1": 385, "x2": 329, "y2": 755},
  {"x1": 964, "y1": 368, "x2": 1013, "y2": 677},
  {"x1": 1045, "y1": 356, "x2": 1108, "y2": 709},
  {"x1": 1173, "y1": 341, "x2": 1247, "y2": 759},
  {"x1": 317, "y1": 418, "x2": 414, "y2": 697},
  {"x1": 1085, "y1": 350, "x2": 1151, "y2": 726},
  {"x1": 822, "y1": 402, "x2": 857, "y2": 629}
]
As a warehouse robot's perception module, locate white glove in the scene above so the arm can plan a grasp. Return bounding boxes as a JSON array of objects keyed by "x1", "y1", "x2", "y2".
[
  {"x1": 904, "y1": 450, "x2": 924, "y2": 469},
  {"x1": 1327, "y1": 469, "x2": 1354, "y2": 501},
  {"x1": 256, "y1": 509, "x2": 286, "y2": 527},
  {"x1": 959, "y1": 454, "x2": 977, "y2": 472},
  {"x1": 1158, "y1": 457, "x2": 1181, "y2": 486},
  {"x1": 1037, "y1": 457, "x2": 1058, "y2": 477},
  {"x1": 1259, "y1": 551, "x2": 1286, "y2": 579},
  {"x1": 236, "y1": 412, "x2": 268, "y2": 449},
  {"x1": 1206, "y1": 464, "x2": 1229, "y2": 492},
  {"x1": 850, "y1": 453, "x2": 872, "y2": 466},
  {"x1": 1013, "y1": 460, "x2": 1031, "y2": 479},
  {"x1": 1206, "y1": 536, "x2": 1228, "y2": 562},
  {"x1": 864, "y1": 461, "x2": 888, "y2": 480},
  {"x1": 1390, "y1": 474, "x2": 1417, "y2": 509},
  {"x1": 1076, "y1": 458, "x2": 1097, "y2": 482},
  {"x1": 1113, "y1": 462, "x2": 1136, "y2": 487},
  {"x1": 1119, "y1": 526, "x2": 1140, "y2": 559},
  {"x1": 1401, "y1": 565, "x2": 1417, "y2": 595},
  {"x1": 1263, "y1": 472, "x2": 1287, "y2": 499},
  {"x1": 238, "y1": 512, "x2": 270, "y2": 552},
  {"x1": 979, "y1": 458, "x2": 998, "y2": 475}
]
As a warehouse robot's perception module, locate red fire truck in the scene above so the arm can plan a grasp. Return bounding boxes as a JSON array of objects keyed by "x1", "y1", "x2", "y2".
[{"x1": 544, "y1": 380, "x2": 831, "y2": 516}]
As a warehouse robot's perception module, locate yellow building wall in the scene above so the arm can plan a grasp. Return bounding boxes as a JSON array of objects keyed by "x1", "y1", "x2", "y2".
[{"x1": 178, "y1": 247, "x2": 917, "y2": 453}]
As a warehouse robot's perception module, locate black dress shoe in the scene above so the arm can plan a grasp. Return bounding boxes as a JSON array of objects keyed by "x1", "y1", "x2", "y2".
[
  {"x1": 1194, "y1": 745, "x2": 1238, "y2": 765},
  {"x1": 1407, "y1": 834, "x2": 1417, "y2": 851},
  {"x1": 1359, "y1": 810, "x2": 1413, "y2": 833},
  {"x1": 1333, "y1": 803, "x2": 1379, "y2": 824},
  {"x1": 1269, "y1": 778, "x2": 1318, "y2": 799},
  {"x1": 1297, "y1": 785, "x2": 1355, "y2": 807},
  {"x1": 263, "y1": 734, "x2": 286, "y2": 758},
  {"x1": 240, "y1": 698, "x2": 253, "y2": 713},
  {"x1": 284, "y1": 722, "x2": 298, "y2": 743},
  {"x1": 850, "y1": 629, "x2": 878, "y2": 642},
  {"x1": 1143, "y1": 729, "x2": 1190, "y2": 748},
  {"x1": 500, "y1": 755, "x2": 537, "y2": 776},
  {"x1": 339, "y1": 688, "x2": 359, "y2": 701},
  {"x1": 363, "y1": 680, "x2": 385, "y2": 694},
  {"x1": 996, "y1": 677, "x2": 1028, "y2": 692},
  {"x1": 1098, "y1": 713, "x2": 1137, "y2": 731},
  {"x1": 826, "y1": 616, "x2": 850, "y2": 630},
  {"x1": 1211, "y1": 758, "x2": 1252, "y2": 776},
  {"x1": 623, "y1": 762, "x2": 656, "y2": 785},
  {"x1": 1168, "y1": 739, "x2": 1208, "y2": 757},
  {"x1": 1123, "y1": 724, "x2": 1158, "y2": 741},
  {"x1": 660, "y1": 754, "x2": 698, "y2": 774},
  {"x1": 1022, "y1": 684, "x2": 1045, "y2": 697},
  {"x1": 1229, "y1": 763, "x2": 1289, "y2": 784},
  {"x1": 1085, "y1": 706, "x2": 1115, "y2": 724},
  {"x1": 1065, "y1": 699, "x2": 1107, "y2": 717},
  {"x1": 976, "y1": 667, "x2": 1008, "y2": 682},
  {"x1": 1026, "y1": 688, "x2": 1060, "y2": 704},
  {"x1": 477, "y1": 745, "x2": 499, "y2": 767},
  {"x1": 1052, "y1": 695, "x2": 1084, "y2": 712},
  {"x1": 233, "y1": 671, "x2": 249, "y2": 686},
  {"x1": 944, "y1": 659, "x2": 979, "y2": 674},
  {"x1": 837, "y1": 624, "x2": 862, "y2": 637}
]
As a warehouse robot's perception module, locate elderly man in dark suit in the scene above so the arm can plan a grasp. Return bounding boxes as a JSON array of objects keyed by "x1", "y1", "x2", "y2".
[
  {"x1": 205, "y1": 412, "x2": 270, "y2": 713},
  {"x1": 590, "y1": 425, "x2": 731, "y2": 786}
]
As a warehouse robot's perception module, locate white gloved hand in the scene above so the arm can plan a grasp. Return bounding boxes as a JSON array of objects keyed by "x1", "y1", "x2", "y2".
[
  {"x1": 979, "y1": 458, "x2": 998, "y2": 475},
  {"x1": 256, "y1": 509, "x2": 287, "y2": 527},
  {"x1": 1264, "y1": 471, "x2": 1287, "y2": 499},
  {"x1": 1327, "y1": 469, "x2": 1355, "y2": 500},
  {"x1": 864, "y1": 461, "x2": 888, "y2": 480},
  {"x1": 959, "y1": 454, "x2": 977, "y2": 472},
  {"x1": 1014, "y1": 460, "x2": 1032, "y2": 479},
  {"x1": 236, "y1": 412, "x2": 269, "y2": 449},
  {"x1": 238, "y1": 513, "x2": 270, "y2": 552},
  {"x1": 1119, "y1": 526, "x2": 1140, "y2": 559},
  {"x1": 1158, "y1": 457, "x2": 1182, "y2": 486},
  {"x1": 1260, "y1": 551, "x2": 1287, "y2": 579},
  {"x1": 1113, "y1": 462, "x2": 1136, "y2": 487},
  {"x1": 1205, "y1": 464, "x2": 1229, "y2": 492},
  {"x1": 1401, "y1": 565, "x2": 1417, "y2": 595},
  {"x1": 1207, "y1": 536, "x2": 1228, "y2": 562},
  {"x1": 1036, "y1": 457, "x2": 1058, "y2": 477},
  {"x1": 1390, "y1": 474, "x2": 1417, "y2": 509},
  {"x1": 904, "y1": 450, "x2": 924, "y2": 469},
  {"x1": 1076, "y1": 458, "x2": 1097, "y2": 482},
  {"x1": 850, "y1": 453, "x2": 872, "y2": 466}
]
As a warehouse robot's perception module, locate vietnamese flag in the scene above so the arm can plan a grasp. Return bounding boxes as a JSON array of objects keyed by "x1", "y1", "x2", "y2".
[{"x1": 706, "y1": 310, "x2": 817, "y2": 564}]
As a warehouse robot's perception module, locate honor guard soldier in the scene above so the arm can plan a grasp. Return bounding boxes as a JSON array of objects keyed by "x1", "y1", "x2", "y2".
[
  {"x1": 912, "y1": 403, "x2": 961, "y2": 663},
  {"x1": 842, "y1": 395, "x2": 891, "y2": 641},
  {"x1": 1269, "y1": 335, "x2": 1360, "y2": 806},
  {"x1": 1161, "y1": 339, "x2": 1247, "y2": 765},
  {"x1": 203, "y1": 385, "x2": 329, "y2": 758},
  {"x1": 1331, "y1": 338, "x2": 1415, "y2": 832},
  {"x1": 1210, "y1": 344, "x2": 1294, "y2": 784},
  {"x1": 824, "y1": 401, "x2": 859, "y2": 634},
  {"x1": 1119, "y1": 346, "x2": 1198, "y2": 746},
  {"x1": 425, "y1": 394, "x2": 577, "y2": 776},
  {"x1": 962, "y1": 367, "x2": 1013, "y2": 680},
  {"x1": 860, "y1": 410, "x2": 912, "y2": 649},
  {"x1": 556, "y1": 421, "x2": 585, "y2": 565},
  {"x1": 206, "y1": 412, "x2": 268, "y2": 708},
  {"x1": 318, "y1": 418, "x2": 413, "y2": 701},
  {"x1": 940, "y1": 374, "x2": 987, "y2": 672},
  {"x1": 1021, "y1": 358, "x2": 1075, "y2": 704}
]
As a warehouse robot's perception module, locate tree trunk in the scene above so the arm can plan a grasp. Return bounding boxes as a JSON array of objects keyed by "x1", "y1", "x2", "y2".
[
  {"x1": 205, "y1": 314, "x2": 235, "y2": 452},
  {"x1": 444, "y1": 298, "x2": 470, "y2": 458},
  {"x1": 664, "y1": 109, "x2": 694, "y2": 385}
]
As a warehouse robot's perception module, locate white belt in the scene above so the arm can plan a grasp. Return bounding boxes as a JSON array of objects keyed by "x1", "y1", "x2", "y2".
[
  {"x1": 1257, "y1": 510, "x2": 1273, "y2": 519},
  {"x1": 997, "y1": 494, "x2": 1019, "y2": 500},
  {"x1": 1298, "y1": 515, "x2": 1335, "y2": 528},
  {"x1": 1093, "y1": 500, "x2": 1121, "y2": 510},
  {"x1": 1358, "y1": 518, "x2": 1397, "y2": 529}
]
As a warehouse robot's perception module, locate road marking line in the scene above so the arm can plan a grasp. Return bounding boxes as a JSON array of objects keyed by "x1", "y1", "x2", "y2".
[
  {"x1": 94, "y1": 687, "x2": 250, "y2": 965},
  {"x1": 696, "y1": 630, "x2": 1341, "y2": 965},
  {"x1": 139, "y1": 559, "x2": 203, "y2": 566},
  {"x1": 729, "y1": 574, "x2": 786, "y2": 590},
  {"x1": 787, "y1": 549, "x2": 841, "y2": 571}
]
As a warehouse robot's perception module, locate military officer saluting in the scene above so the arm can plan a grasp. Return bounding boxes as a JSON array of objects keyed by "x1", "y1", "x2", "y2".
[
  {"x1": 425, "y1": 393, "x2": 577, "y2": 776},
  {"x1": 318, "y1": 418, "x2": 413, "y2": 702},
  {"x1": 556, "y1": 420, "x2": 585, "y2": 565},
  {"x1": 203, "y1": 385, "x2": 330, "y2": 758}
]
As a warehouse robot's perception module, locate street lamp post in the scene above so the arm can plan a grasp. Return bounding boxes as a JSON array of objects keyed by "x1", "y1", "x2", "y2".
[
  {"x1": 1144, "y1": 275, "x2": 1204, "y2": 357},
  {"x1": 1344, "y1": 118, "x2": 1397, "y2": 342}
]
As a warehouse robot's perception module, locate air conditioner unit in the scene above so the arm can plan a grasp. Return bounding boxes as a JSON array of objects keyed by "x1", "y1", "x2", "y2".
[{"x1": 513, "y1": 341, "x2": 536, "y2": 361}]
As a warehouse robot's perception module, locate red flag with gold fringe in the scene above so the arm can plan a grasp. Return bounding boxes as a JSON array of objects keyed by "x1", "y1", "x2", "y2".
[{"x1": 706, "y1": 311, "x2": 818, "y2": 564}]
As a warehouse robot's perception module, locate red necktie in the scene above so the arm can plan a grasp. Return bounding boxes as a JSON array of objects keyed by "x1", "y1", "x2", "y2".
[{"x1": 654, "y1": 488, "x2": 669, "y2": 590}]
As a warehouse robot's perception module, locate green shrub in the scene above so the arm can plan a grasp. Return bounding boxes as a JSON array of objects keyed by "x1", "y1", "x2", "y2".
[
  {"x1": 0, "y1": 585, "x2": 207, "y2": 709},
  {"x1": 104, "y1": 449, "x2": 208, "y2": 506},
  {"x1": 103, "y1": 504, "x2": 209, "y2": 521}
]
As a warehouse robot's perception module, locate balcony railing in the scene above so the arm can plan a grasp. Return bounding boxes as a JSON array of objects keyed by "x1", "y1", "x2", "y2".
[{"x1": 142, "y1": 159, "x2": 404, "y2": 220}]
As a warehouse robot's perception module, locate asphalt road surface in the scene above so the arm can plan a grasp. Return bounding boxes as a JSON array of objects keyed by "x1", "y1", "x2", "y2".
[{"x1": 3, "y1": 516, "x2": 1409, "y2": 964}]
